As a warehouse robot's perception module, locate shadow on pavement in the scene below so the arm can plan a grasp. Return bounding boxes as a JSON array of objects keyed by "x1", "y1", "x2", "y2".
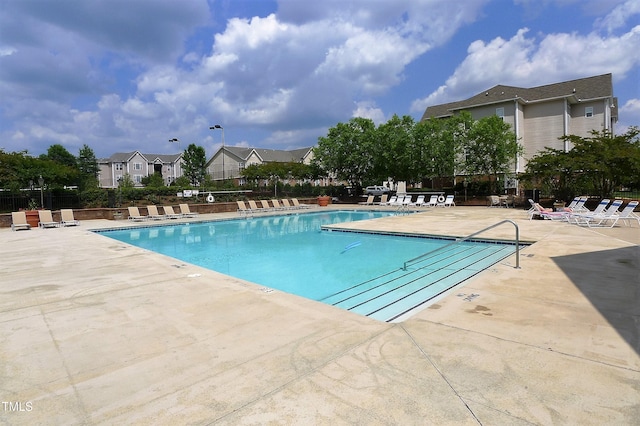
[{"x1": 552, "y1": 245, "x2": 640, "y2": 356}]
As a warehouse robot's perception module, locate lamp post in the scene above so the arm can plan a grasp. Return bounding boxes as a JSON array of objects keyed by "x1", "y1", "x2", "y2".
[
  {"x1": 209, "y1": 125, "x2": 224, "y2": 181},
  {"x1": 168, "y1": 139, "x2": 180, "y2": 184},
  {"x1": 38, "y1": 175, "x2": 44, "y2": 208}
]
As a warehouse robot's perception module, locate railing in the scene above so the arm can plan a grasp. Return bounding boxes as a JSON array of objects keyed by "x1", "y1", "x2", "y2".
[{"x1": 403, "y1": 219, "x2": 521, "y2": 270}]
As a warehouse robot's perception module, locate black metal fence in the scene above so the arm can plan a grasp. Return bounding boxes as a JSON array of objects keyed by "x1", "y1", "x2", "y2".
[{"x1": 0, "y1": 191, "x2": 81, "y2": 213}]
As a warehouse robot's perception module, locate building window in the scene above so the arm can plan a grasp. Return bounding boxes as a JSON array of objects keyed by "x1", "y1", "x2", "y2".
[
  {"x1": 115, "y1": 163, "x2": 123, "y2": 171},
  {"x1": 239, "y1": 162, "x2": 245, "y2": 171},
  {"x1": 585, "y1": 107, "x2": 593, "y2": 118},
  {"x1": 134, "y1": 175, "x2": 142, "y2": 183},
  {"x1": 496, "y1": 107, "x2": 504, "y2": 120},
  {"x1": 133, "y1": 163, "x2": 142, "y2": 170}
]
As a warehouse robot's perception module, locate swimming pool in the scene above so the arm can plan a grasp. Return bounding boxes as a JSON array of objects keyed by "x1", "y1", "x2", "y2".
[{"x1": 97, "y1": 210, "x2": 518, "y2": 321}]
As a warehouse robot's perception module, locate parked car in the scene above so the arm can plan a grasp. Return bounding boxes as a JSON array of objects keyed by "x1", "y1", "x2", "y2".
[{"x1": 364, "y1": 186, "x2": 390, "y2": 196}]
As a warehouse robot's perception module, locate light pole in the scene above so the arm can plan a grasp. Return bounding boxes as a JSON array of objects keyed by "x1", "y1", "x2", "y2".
[
  {"x1": 38, "y1": 175, "x2": 44, "y2": 208},
  {"x1": 168, "y1": 138, "x2": 180, "y2": 184},
  {"x1": 209, "y1": 125, "x2": 224, "y2": 181}
]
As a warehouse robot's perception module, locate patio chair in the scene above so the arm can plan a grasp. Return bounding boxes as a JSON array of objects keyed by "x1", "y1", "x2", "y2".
[
  {"x1": 597, "y1": 201, "x2": 640, "y2": 227},
  {"x1": 260, "y1": 200, "x2": 274, "y2": 211},
  {"x1": 573, "y1": 200, "x2": 623, "y2": 227},
  {"x1": 271, "y1": 199, "x2": 286, "y2": 211},
  {"x1": 376, "y1": 194, "x2": 389, "y2": 205},
  {"x1": 179, "y1": 203, "x2": 199, "y2": 218},
  {"x1": 60, "y1": 209, "x2": 80, "y2": 226},
  {"x1": 128, "y1": 206, "x2": 148, "y2": 221},
  {"x1": 488, "y1": 195, "x2": 501, "y2": 207},
  {"x1": 438, "y1": 195, "x2": 455, "y2": 207},
  {"x1": 162, "y1": 206, "x2": 182, "y2": 219},
  {"x1": 38, "y1": 210, "x2": 60, "y2": 228},
  {"x1": 236, "y1": 201, "x2": 252, "y2": 217},
  {"x1": 413, "y1": 195, "x2": 425, "y2": 206},
  {"x1": 280, "y1": 199, "x2": 295, "y2": 210},
  {"x1": 528, "y1": 200, "x2": 569, "y2": 221},
  {"x1": 427, "y1": 195, "x2": 438, "y2": 207},
  {"x1": 11, "y1": 211, "x2": 31, "y2": 231},
  {"x1": 569, "y1": 199, "x2": 610, "y2": 224},
  {"x1": 146, "y1": 205, "x2": 166, "y2": 220},
  {"x1": 359, "y1": 195, "x2": 374, "y2": 205},
  {"x1": 291, "y1": 198, "x2": 311, "y2": 209}
]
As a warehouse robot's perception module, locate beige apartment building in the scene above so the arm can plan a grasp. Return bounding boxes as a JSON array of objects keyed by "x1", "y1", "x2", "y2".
[
  {"x1": 206, "y1": 146, "x2": 315, "y2": 184},
  {"x1": 98, "y1": 151, "x2": 183, "y2": 188},
  {"x1": 421, "y1": 73, "x2": 617, "y2": 175}
]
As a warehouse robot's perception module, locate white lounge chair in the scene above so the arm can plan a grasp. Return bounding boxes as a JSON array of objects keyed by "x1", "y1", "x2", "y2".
[
  {"x1": 280, "y1": 199, "x2": 295, "y2": 210},
  {"x1": 488, "y1": 195, "x2": 501, "y2": 207},
  {"x1": 573, "y1": 199, "x2": 623, "y2": 227},
  {"x1": 271, "y1": 199, "x2": 286, "y2": 211},
  {"x1": 438, "y1": 195, "x2": 455, "y2": 207},
  {"x1": 380, "y1": 195, "x2": 396, "y2": 206},
  {"x1": 128, "y1": 206, "x2": 147, "y2": 221},
  {"x1": 598, "y1": 201, "x2": 640, "y2": 227},
  {"x1": 413, "y1": 195, "x2": 425, "y2": 206},
  {"x1": 146, "y1": 205, "x2": 166, "y2": 220},
  {"x1": 11, "y1": 211, "x2": 31, "y2": 231},
  {"x1": 38, "y1": 210, "x2": 60, "y2": 228},
  {"x1": 376, "y1": 194, "x2": 389, "y2": 205},
  {"x1": 427, "y1": 195, "x2": 438, "y2": 207},
  {"x1": 179, "y1": 203, "x2": 199, "y2": 218},
  {"x1": 291, "y1": 198, "x2": 311, "y2": 209},
  {"x1": 260, "y1": 200, "x2": 274, "y2": 211},
  {"x1": 569, "y1": 199, "x2": 609, "y2": 224},
  {"x1": 163, "y1": 206, "x2": 182, "y2": 219},
  {"x1": 60, "y1": 209, "x2": 80, "y2": 226},
  {"x1": 359, "y1": 195, "x2": 374, "y2": 205},
  {"x1": 528, "y1": 200, "x2": 569, "y2": 221}
]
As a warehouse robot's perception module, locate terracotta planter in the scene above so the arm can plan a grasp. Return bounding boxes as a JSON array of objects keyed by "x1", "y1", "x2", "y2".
[
  {"x1": 25, "y1": 210, "x2": 40, "y2": 228},
  {"x1": 317, "y1": 196, "x2": 331, "y2": 207}
]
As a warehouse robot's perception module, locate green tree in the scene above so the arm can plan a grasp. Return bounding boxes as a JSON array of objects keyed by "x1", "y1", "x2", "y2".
[
  {"x1": 43, "y1": 144, "x2": 77, "y2": 168},
  {"x1": 313, "y1": 117, "x2": 377, "y2": 194},
  {"x1": 141, "y1": 173, "x2": 165, "y2": 188},
  {"x1": 461, "y1": 114, "x2": 521, "y2": 193},
  {"x1": 525, "y1": 127, "x2": 640, "y2": 199},
  {"x1": 375, "y1": 115, "x2": 417, "y2": 184},
  {"x1": 77, "y1": 144, "x2": 99, "y2": 190},
  {"x1": 182, "y1": 144, "x2": 207, "y2": 186}
]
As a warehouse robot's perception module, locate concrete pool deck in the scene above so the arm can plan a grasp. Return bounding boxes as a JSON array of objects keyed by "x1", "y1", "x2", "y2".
[{"x1": 1, "y1": 206, "x2": 638, "y2": 424}]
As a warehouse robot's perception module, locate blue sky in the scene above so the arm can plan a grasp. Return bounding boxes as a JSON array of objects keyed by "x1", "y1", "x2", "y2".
[{"x1": 0, "y1": 0, "x2": 638, "y2": 159}]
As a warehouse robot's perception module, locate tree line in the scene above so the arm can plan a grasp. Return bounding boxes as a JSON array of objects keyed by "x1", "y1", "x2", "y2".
[{"x1": 312, "y1": 112, "x2": 521, "y2": 196}]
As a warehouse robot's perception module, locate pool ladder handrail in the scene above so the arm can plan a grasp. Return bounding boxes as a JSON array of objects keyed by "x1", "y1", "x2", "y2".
[{"x1": 403, "y1": 219, "x2": 521, "y2": 270}]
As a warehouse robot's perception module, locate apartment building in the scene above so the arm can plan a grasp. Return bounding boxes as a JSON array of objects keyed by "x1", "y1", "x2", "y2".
[
  {"x1": 98, "y1": 151, "x2": 183, "y2": 188},
  {"x1": 421, "y1": 73, "x2": 617, "y2": 174}
]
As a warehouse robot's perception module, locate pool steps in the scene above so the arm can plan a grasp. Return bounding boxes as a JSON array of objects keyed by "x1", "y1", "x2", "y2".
[{"x1": 321, "y1": 243, "x2": 515, "y2": 322}]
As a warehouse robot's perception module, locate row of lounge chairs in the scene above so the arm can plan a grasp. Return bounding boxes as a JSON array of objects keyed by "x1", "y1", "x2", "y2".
[
  {"x1": 362, "y1": 194, "x2": 455, "y2": 208},
  {"x1": 236, "y1": 198, "x2": 312, "y2": 216},
  {"x1": 528, "y1": 197, "x2": 640, "y2": 227},
  {"x1": 11, "y1": 209, "x2": 79, "y2": 231},
  {"x1": 127, "y1": 204, "x2": 199, "y2": 221}
]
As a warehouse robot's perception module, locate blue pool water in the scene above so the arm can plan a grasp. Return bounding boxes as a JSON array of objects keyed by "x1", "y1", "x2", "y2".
[{"x1": 97, "y1": 210, "x2": 517, "y2": 321}]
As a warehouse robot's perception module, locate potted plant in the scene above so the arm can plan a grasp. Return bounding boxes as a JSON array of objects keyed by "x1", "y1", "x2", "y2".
[
  {"x1": 317, "y1": 194, "x2": 331, "y2": 207},
  {"x1": 24, "y1": 198, "x2": 40, "y2": 228}
]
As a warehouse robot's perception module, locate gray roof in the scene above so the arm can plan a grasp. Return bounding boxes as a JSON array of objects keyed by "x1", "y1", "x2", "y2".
[
  {"x1": 101, "y1": 151, "x2": 182, "y2": 163},
  {"x1": 222, "y1": 146, "x2": 313, "y2": 163},
  {"x1": 422, "y1": 73, "x2": 614, "y2": 120}
]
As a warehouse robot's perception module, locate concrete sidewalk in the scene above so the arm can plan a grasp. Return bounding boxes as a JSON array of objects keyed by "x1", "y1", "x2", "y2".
[{"x1": 1, "y1": 206, "x2": 638, "y2": 425}]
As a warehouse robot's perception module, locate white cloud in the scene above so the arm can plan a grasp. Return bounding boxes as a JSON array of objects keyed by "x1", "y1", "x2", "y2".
[
  {"x1": 595, "y1": 0, "x2": 640, "y2": 33},
  {"x1": 352, "y1": 101, "x2": 387, "y2": 125},
  {"x1": 411, "y1": 23, "x2": 640, "y2": 113}
]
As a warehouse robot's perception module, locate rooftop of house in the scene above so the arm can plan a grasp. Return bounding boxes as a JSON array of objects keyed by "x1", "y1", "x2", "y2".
[{"x1": 422, "y1": 73, "x2": 615, "y2": 119}]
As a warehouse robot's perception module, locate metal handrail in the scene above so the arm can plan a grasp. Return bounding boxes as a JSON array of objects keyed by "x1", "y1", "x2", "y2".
[{"x1": 403, "y1": 219, "x2": 521, "y2": 270}]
